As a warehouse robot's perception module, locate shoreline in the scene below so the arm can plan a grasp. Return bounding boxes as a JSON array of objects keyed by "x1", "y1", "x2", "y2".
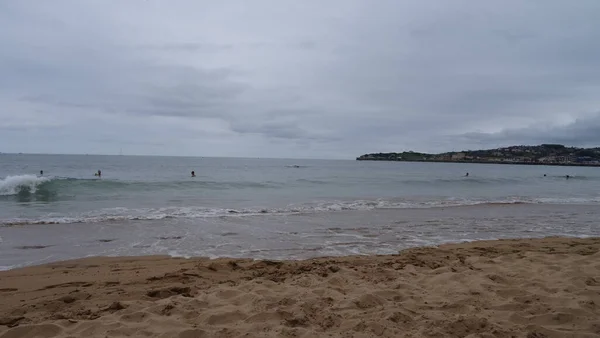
[{"x1": 1, "y1": 236, "x2": 600, "y2": 337}]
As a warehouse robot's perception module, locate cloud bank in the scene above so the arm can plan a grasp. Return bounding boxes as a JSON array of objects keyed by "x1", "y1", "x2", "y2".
[{"x1": 1, "y1": 1, "x2": 599, "y2": 158}]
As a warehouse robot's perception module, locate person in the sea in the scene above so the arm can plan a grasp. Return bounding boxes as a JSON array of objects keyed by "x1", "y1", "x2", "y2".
[
  {"x1": 191, "y1": 171, "x2": 196, "y2": 177},
  {"x1": 40, "y1": 170, "x2": 43, "y2": 176},
  {"x1": 566, "y1": 175, "x2": 570, "y2": 179},
  {"x1": 95, "y1": 170, "x2": 101, "y2": 177},
  {"x1": 465, "y1": 172, "x2": 469, "y2": 177}
]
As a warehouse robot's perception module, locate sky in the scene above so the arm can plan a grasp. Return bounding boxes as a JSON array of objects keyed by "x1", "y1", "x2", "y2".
[{"x1": 1, "y1": 1, "x2": 600, "y2": 159}]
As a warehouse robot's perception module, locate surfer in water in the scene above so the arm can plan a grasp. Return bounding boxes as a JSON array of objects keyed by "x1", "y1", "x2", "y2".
[
  {"x1": 465, "y1": 172, "x2": 469, "y2": 177},
  {"x1": 40, "y1": 170, "x2": 43, "y2": 176},
  {"x1": 95, "y1": 170, "x2": 101, "y2": 177},
  {"x1": 191, "y1": 171, "x2": 196, "y2": 177}
]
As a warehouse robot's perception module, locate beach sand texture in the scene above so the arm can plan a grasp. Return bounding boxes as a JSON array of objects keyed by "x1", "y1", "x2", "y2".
[{"x1": 1, "y1": 237, "x2": 600, "y2": 337}]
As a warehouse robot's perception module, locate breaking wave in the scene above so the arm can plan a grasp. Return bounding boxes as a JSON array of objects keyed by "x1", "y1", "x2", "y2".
[
  {"x1": 0, "y1": 175, "x2": 51, "y2": 196},
  {"x1": 2, "y1": 196, "x2": 599, "y2": 227},
  {"x1": 0, "y1": 175, "x2": 283, "y2": 200}
]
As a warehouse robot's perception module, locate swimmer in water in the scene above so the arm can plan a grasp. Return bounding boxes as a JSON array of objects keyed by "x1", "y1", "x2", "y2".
[
  {"x1": 191, "y1": 170, "x2": 196, "y2": 177},
  {"x1": 566, "y1": 175, "x2": 570, "y2": 179},
  {"x1": 40, "y1": 170, "x2": 43, "y2": 176},
  {"x1": 95, "y1": 170, "x2": 101, "y2": 177},
  {"x1": 465, "y1": 172, "x2": 469, "y2": 177}
]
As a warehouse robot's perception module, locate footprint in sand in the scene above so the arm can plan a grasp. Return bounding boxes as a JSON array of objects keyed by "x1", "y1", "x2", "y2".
[
  {"x1": 178, "y1": 329, "x2": 208, "y2": 338},
  {"x1": 0, "y1": 324, "x2": 62, "y2": 338}
]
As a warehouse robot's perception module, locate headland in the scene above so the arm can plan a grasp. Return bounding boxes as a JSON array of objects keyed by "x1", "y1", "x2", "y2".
[{"x1": 357, "y1": 144, "x2": 600, "y2": 167}]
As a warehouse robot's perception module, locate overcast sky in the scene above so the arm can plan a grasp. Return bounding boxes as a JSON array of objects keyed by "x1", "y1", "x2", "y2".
[{"x1": 1, "y1": 1, "x2": 599, "y2": 159}]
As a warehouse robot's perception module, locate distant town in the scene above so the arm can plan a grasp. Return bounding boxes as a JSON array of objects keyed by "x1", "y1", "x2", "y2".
[{"x1": 357, "y1": 144, "x2": 600, "y2": 167}]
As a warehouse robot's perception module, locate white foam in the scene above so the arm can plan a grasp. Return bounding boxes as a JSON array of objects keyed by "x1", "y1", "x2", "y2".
[
  {"x1": 534, "y1": 197, "x2": 600, "y2": 204},
  {"x1": 2, "y1": 195, "x2": 600, "y2": 226},
  {"x1": 0, "y1": 175, "x2": 50, "y2": 196}
]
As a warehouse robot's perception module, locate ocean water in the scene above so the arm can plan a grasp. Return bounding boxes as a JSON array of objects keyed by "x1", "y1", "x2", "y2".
[{"x1": 1, "y1": 154, "x2": 599, "y2": 269}]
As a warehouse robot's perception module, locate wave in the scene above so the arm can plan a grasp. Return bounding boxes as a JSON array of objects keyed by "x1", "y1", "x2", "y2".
[
  {"x1": 2, "y1": 196, "x2": 599, "y2": 227},
  {"x1": 402, "y1": 177, "x2": 526, "y2": 186},
  {"x1": 296, "y1": 178, "x2": 330, "y2": 184},
  {"x1": 550, "y1": 175, "x2": 592, "y2": 180},
  {"x1": 0, "y1": 175, "x2": 50, "y2": 196},
  {"x1": 2, "y1": 173, "x2": 594, "y2": 199},
  {"x1": 398, "y1": 175, "x2": 599, "y2": 186},
  {"x1": 0, "y1": 175, "x2": 282, "y2": 198}
]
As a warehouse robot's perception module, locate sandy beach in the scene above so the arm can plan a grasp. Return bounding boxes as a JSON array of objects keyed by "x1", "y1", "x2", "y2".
[{"x1": 1, "y1": 237, "x2": 599, "y2": 338}]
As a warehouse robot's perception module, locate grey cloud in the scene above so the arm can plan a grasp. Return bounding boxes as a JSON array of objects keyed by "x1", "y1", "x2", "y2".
[
  {"x1": 136, "y1": 42, "x2": 233, "y2": 52},
  {"x1": 231, "y1": 122, "x2": 308, "y2": 140},
  {"x1": 138, "y1": 81, "x2": 246, "y2": 118},
  {"x1": 230, "y1": 119, "x2": 338, "y2": 142},
  {"x1": 457, "y1": 113, "x2": 600, "y2": 148},
  {"x1": 16, "y1": 64, "x2": 246, "y2": 120}
]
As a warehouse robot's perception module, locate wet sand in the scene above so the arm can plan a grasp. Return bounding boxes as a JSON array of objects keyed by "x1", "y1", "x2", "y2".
[{"x1": 1, "y1": 237, "x2": 600, "y2": 337}]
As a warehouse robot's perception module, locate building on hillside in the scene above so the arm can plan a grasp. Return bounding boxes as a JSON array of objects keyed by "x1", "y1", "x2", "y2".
[
  {"x1": 538, "y1": 156, "x2": 556, "y2": 163},
  {"x1": 451, "y1": 152, "x2": 466, "y2": 160}
]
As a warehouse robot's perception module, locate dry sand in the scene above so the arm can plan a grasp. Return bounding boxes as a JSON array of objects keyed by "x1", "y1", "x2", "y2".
[{"x1": 1, "y1": 237, "x2": 600, "y2": 338}]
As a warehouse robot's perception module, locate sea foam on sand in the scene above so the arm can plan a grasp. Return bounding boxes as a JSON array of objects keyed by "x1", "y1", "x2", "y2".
[{"x1": 1, "y1": 237, "x2": 599, "y2": 337}]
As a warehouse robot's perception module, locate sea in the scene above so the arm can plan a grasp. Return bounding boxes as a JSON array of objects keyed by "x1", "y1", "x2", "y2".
[{"x1": 1, "y1": 154, "x2": 599, "y2": 270}]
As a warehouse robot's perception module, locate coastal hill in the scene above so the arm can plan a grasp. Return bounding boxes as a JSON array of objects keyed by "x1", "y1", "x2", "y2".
[{"x1": 357, "y1": 144, "x2": 600, "y2": 166}]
